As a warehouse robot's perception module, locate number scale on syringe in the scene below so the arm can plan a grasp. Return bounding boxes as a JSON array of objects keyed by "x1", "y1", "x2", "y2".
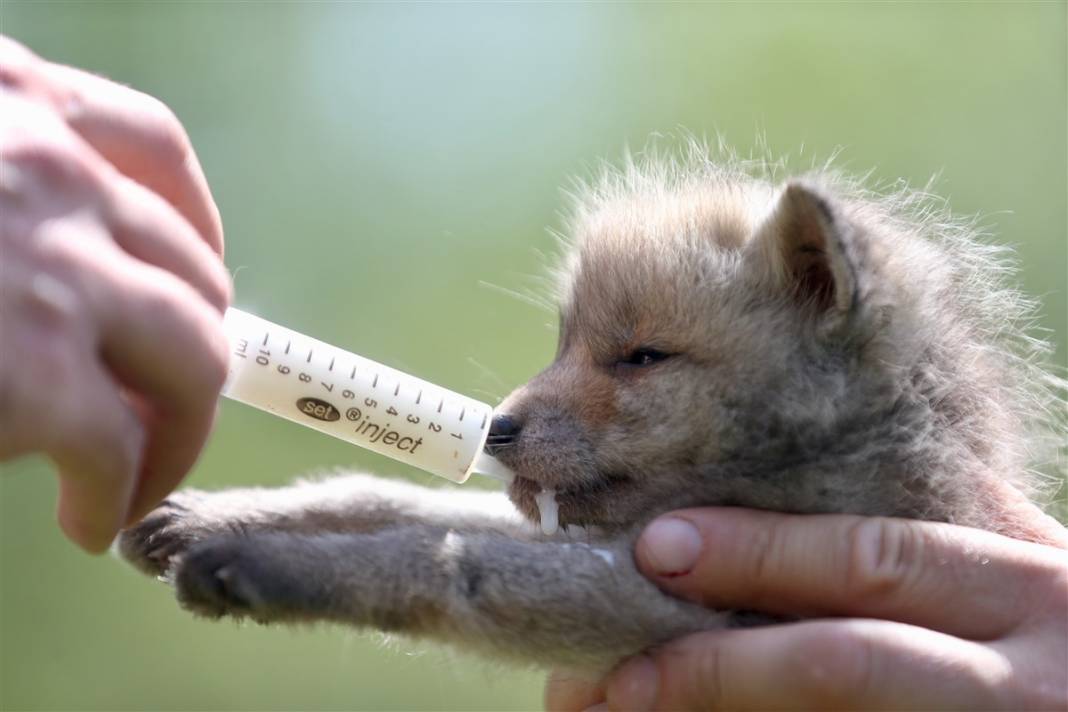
[{"x1": 221, "y1": 308, "x2": 498, "y2": 483}]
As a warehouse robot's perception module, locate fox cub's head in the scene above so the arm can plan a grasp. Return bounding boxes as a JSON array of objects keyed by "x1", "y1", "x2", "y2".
[
  {"x1": 487, "y1": 153, "x2": 1061, "y2": 533},
  {"x1": 489, "y1": 172, "x2": 894, "y2": 529}
]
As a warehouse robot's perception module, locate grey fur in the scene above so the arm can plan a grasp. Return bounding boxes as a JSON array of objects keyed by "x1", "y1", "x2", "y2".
[{"x1": 120, "y1": 142, "x2": 1067, "y2": 670}]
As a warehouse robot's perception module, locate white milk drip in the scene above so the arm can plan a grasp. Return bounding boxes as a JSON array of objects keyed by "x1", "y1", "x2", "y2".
[{"x1": 534, "y1": 488, "x2": 559, "y2": 535}]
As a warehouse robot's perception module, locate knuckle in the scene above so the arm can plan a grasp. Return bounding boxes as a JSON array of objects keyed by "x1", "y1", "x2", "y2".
[
  {"x1": 660, "y1": 638, "x2": 729, "y2": 709},
  {"x1": 203, "y1": 261, "x2": 233, "y2": 315},
  {"x1": 742, "y1": 517, "x2": 787, "y2": 598},
  {"x1": 1, "y1": 129, "x2": 96, "y2": 194},
  {"x1": 845, "y1": 516, "x2": 922, "y2": 600},
  {"x1": 138, "y1": 281, "x2": 194, "y2": 341},
  {"x1": 138, "y1": 93, "x2": 192, "y2": 166},
  {"x1": 687, "y1": 642, "x2": 728, "y2": 708},
  {"x1": 32, "y1": 231, "x2": 110, "y2": 284},
  {"x1": 788, "y1": 627, "x2": 875, "y2": 706},
  {"x1": 1, "y1": 264, "x2": 86, "y2": 331},
  {"x1": 143, "y1": 279, "x2": 229, "y2": 394}
]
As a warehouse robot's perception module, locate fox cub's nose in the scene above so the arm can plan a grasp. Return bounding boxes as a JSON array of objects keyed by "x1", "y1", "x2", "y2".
[{"x1": 485, "y1": 414, "x2": 522, "y2": 455}]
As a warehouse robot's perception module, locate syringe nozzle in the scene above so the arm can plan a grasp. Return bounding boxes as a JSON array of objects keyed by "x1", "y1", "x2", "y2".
[{"x1": 470, "y1": 451, "x2": 515, "y2": 483}]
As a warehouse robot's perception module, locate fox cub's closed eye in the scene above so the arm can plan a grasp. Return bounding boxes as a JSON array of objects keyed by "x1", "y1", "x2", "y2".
[{"x1": 617, "y1": 348, "x2": 673, "y2": 369}]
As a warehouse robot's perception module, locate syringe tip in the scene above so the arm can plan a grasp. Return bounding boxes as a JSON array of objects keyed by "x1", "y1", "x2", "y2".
[{"x1": 471, "y1": 451, "x2": 516, "y2": 483}]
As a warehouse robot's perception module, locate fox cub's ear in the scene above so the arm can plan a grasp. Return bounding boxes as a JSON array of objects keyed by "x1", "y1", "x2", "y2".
[{"x1": 752, "y1": 181, "x2": 870, "y2": 335}]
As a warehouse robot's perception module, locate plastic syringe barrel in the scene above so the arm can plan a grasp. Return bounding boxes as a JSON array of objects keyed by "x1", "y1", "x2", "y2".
[{"x1": 220, "y1": 308, "x2": 494, "y2": 483}]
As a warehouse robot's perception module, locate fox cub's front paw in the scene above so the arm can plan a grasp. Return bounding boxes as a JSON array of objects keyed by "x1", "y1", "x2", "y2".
[
  {"x1": 118, "y1": 490, "x2": 248, "y2": 577},
  {"x1": 175, "y1": 535, "x2": 330, "y2": 622}
]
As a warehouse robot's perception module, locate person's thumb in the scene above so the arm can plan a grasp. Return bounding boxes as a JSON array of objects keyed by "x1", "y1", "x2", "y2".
[{"x1": 633, "y1": 507, "x2": 1064, "y2": 639}]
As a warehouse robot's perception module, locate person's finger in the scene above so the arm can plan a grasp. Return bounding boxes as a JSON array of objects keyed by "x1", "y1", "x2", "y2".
[
  {"x1": 55, "y1": 240, "x2": 229, "y2": 523},
  {"x1": 48, "y1": 359, "x2": 146, "y2": 553},
  {"x1": 50, "y1": 63, "x2": 223, "y2": 256},
  {"x1": 0, "y1": 38, "x2": 223, "y2": 255},
  {"x1": 635, "y1": 509, "x2": 1066, "y2": 640},
  {"x1": 0, "y1": 261, "x2": 144, "y2": 551},
  {"x1": 606, "y1": 620, "x2": 1013, "y2": 712},
  {"x1": 101, "y1": 166, "x2": 231, "y2": 313},
  {"x1": 96, "y1": 262, "x2": 229, "y2": 523},
  {"x1": 0, "y1": 208, "x2": 141, "y2": 552},
  {"x1": 544, "y1": 668, "x2": 607, "y2": 712}
]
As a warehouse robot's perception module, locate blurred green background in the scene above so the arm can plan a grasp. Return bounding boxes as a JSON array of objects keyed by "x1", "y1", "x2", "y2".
[{"x1": 1, "y1": 2, "x2": 1064, "y2": 710}]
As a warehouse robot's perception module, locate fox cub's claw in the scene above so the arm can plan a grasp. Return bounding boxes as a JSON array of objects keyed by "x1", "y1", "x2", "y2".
[{"x1": 117, "y1": 490, "x2": 237, "y2": 577}]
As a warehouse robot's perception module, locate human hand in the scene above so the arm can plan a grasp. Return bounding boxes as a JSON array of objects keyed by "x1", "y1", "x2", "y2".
[
  {"x1": 0, "y1": 36, "x2": 232, "y2": 553},
  {"x1": 546, "y1": 506, "x2": 1067, "y2": 711}
]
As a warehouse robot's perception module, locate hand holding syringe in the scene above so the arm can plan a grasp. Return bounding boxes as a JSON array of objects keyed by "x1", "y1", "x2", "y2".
[{"x1": 222, "y1": 309, "x2": 514, "y2": 483}]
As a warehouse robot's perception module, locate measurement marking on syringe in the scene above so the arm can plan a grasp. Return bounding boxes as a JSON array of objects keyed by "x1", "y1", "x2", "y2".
[{"x1": 222, "y1": 310, "x2": 503, "y2": 485}]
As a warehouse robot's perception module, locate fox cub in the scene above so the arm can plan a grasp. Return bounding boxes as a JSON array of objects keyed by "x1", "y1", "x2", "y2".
[{"x1": 120, "y1": 146, "x2": 1065, "y2": 669}]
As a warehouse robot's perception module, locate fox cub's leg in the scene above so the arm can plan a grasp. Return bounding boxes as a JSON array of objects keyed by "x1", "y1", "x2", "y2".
[
  {"x1": 172, "y1": 526, "x2": 726, "y2": 668},
  {"x1": 119, "y1": 475, "x2": 523, "y2": 576}
]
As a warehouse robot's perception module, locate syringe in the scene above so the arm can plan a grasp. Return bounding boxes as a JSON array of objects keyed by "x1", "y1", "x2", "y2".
[{"x1": 220, "y1": 308, "x2": 514, "y2": 483}]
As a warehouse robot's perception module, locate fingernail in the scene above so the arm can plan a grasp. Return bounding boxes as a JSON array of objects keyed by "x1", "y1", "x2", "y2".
[
  {"x1": 606, "y1": 655, "x2": 659, "y2": 712},
  {"x1": 639, "y1": 516, "x2": 702, "y2": 577}
]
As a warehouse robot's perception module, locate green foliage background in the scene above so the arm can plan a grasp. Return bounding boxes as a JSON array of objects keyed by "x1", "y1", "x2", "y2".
[{"x1": 1, "y1": 2, "x2": 1064, "y2": 710}]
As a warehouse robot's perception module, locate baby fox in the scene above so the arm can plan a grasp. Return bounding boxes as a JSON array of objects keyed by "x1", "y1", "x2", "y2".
[{"x1": 120, "y1": 145, "x2": 1066, "y2": 669}]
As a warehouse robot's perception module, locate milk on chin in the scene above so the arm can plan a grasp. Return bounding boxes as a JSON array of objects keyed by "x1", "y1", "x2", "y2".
[{"x1": 533, "y1": 488, "x2": 559, "y2": 536}]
